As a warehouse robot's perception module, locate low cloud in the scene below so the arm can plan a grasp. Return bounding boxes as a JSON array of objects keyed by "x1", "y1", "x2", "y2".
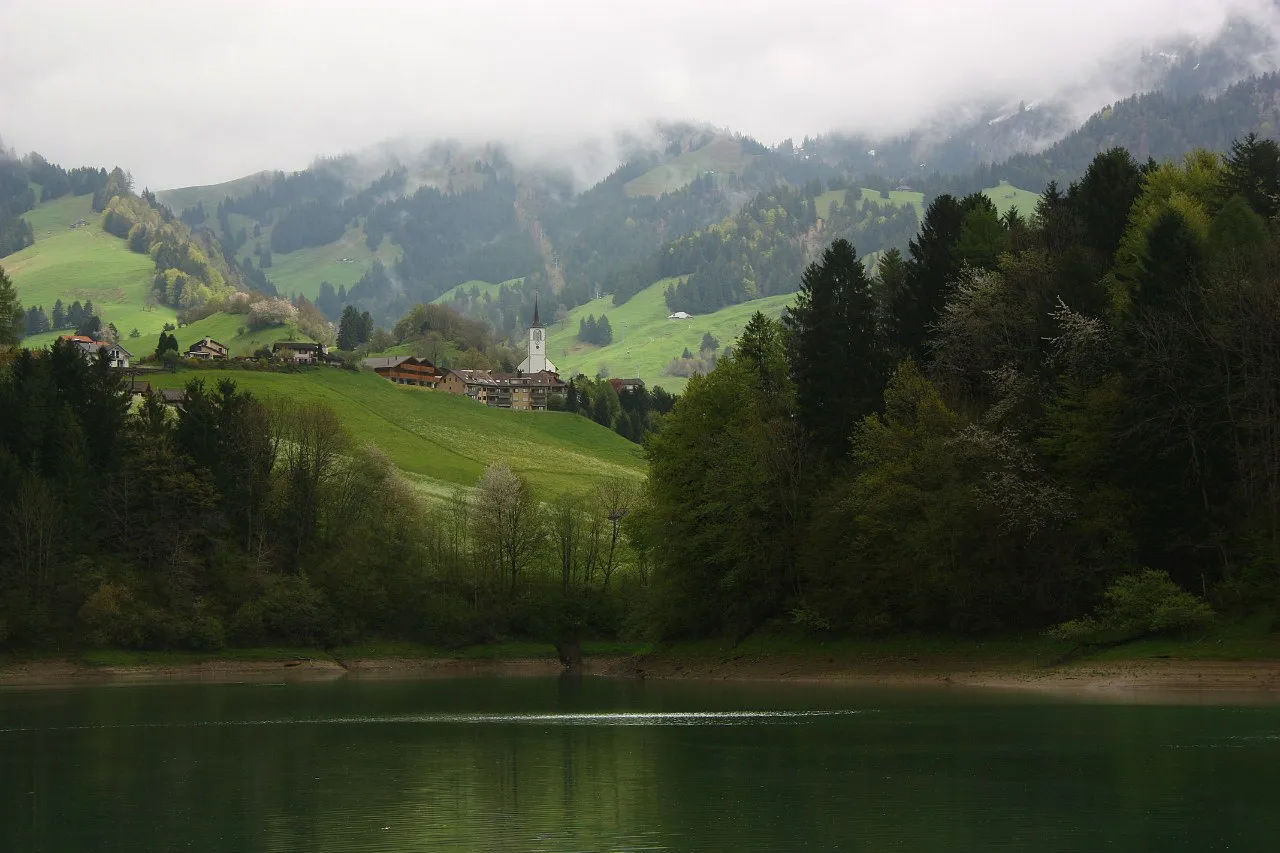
[{"x1": 0, "y1": 0, "x2": 1274, "y2": 188}]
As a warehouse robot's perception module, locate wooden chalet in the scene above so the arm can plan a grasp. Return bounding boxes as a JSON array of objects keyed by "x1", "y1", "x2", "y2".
[{"x1": 362, "y1": 356, "x2": 445, "y2": 389}]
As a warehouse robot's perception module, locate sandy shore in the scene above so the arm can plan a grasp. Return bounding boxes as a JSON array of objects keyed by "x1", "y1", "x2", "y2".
[{"x1": 4, "y1": 652, "x2": 1280, "y2": 699}]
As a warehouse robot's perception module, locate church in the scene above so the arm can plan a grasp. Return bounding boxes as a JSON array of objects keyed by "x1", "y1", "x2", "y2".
[{"x1": 517, "y1": 294, "x2": 557, "y2": 374}]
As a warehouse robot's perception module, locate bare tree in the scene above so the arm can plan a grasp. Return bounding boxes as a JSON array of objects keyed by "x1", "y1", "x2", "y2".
[{"x1": 473, "y1": 465, "x2": 541, "y2": 596}]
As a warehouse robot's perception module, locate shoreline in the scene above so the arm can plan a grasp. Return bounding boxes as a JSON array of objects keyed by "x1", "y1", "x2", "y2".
[{"x1": 5, "y1": 651, "x2": 1280, "y2": 699}]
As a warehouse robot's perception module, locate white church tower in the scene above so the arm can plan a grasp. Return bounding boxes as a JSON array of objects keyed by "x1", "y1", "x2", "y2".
[{"x1": 517, "y1": 294, "x2": 557, "y2": 374}]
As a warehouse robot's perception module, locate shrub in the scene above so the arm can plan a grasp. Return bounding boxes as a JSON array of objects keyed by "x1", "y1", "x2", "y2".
[{"x1": 1049, "y1": 569, "x2": 1215, "y2": 644}]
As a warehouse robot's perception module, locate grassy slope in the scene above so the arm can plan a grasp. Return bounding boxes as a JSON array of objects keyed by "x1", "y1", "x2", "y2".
[
  {"x1": 544, "y1": 278, "x2": 793, "y2": 393},
  {"x1": 172, "y1": 312, "x2": 314, "y2": 357},
  {"x1": 155, "y1": 171, "x2": 274, "y2": 214},
  {"x1": 984, "y1": 180, "x2": 1042, "y2": 217},
  {"x1": 816, "y1": 183, "x2": 1041, "y2": 224},
  {"x1": 433, "y1": 278, "x2": 519, "y2": 305},
  {"x1": 147, "y1": 369, "x2": 644, "y2": 497},
  {"x1": 624, "y1": 139, "x2": 762, "y2": 198},
  {"x1": 251, "y1": 228, "x2": 401, "y2": 301},
  {"x1": 7, "y1": 194, "x2": 180, "y2": 349}
]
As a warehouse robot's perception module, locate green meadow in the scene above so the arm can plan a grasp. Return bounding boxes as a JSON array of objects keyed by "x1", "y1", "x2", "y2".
[
  {"x1": 147, "y1": 368, "x2": 645, "y2": 497},
  {"x1": 815, "y1": 182, "x2": 1040, "y2": 224},
  {"x1": 433, "y1": 278, "x2": 520, "y2": 305},
  {"x1": 544, "y1": 278, "x2": 793, "y2": 393},
  {"x1": 8, "y1": 194, "x2": 180, "y2": 348},
  {"x1": 241, "y1": 226, "x2": 401, "y2": 301},
  {"x1": 154, "y1": 171, "x2": 274, "y2": 215},
  {"x1": 623, "y1": 139, "x2": 763, "y2": 197}
]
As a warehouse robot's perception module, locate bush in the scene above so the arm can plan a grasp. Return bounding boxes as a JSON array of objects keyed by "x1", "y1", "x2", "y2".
[
  {"x1": 230, "y1": 573, "x2": 336, "y2": 647},
  {"x1": 1049, "y1": 569, "x2": 1215, "y2": 644}
]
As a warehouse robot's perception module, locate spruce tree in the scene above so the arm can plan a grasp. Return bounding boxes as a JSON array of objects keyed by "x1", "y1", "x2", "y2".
[
  {"x1": 1068, "y1": 147, "x2": 1144, "y2": 261},
  {"x1": 1220, "y1": 133, "x2": 1280, "y2": 219},
  {"x1": 783, "y1": 238, "x2": 886, "y2": 461},
  {"x1": 892, "y1": 194, "x2": 966, "y2": 357},
  {"x1": 52, "y1": 298, "x2": 65, "y2": 330},
  {"x1": 337, "y1": 305, "x2": 361, "y2": 350}
]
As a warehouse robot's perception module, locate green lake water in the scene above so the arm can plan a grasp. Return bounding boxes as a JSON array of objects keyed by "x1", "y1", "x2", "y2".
[{"x1": 3, "y1": 676, "x2": 1280, "y2": 851}]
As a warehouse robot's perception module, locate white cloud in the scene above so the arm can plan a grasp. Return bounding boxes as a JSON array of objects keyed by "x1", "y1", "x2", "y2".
[{"x1": 0, "y1": 0, "x2": 1272, "y2": 187}]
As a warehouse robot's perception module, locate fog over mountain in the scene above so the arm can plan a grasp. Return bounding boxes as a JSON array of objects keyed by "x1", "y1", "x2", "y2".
[{"x1": 1, "y1": 0, "x2": 1278, "y2": 188}]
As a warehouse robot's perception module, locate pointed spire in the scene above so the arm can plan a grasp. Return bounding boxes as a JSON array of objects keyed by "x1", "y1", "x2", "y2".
[{"x1": 532, "y1": 293, "x2": 542, "y2": 327}]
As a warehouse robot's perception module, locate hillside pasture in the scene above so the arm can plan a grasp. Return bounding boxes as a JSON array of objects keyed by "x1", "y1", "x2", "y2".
[
  {"x1": 155, "y1": 171, "x2": 275, "y2": 215},
  {"x1": 544, "y1": 278, "x2": 793, "y2": 393},
  {"x1": 8, "y1": 194, "x2": 179, "y2": 345},
  {"x1": 147, "y1": 369, "x2": 645, "y2": 496},
  {"x1": 623, "y1": 139, "x2": 762, "y2": 198}
]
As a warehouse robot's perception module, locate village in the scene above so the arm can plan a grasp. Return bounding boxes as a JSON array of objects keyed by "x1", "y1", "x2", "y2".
[{"x1": 57, "y1": 301, "x2": 645, "y2": 413}]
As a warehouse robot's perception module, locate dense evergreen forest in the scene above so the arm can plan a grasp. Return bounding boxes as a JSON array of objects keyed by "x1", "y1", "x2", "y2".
[
  {"x1": 3, "y1": 137, "x2": 1279, "y2": 651},
  {"x1": 644, "y1": 137, "x2": 1280, "y2": 639}
]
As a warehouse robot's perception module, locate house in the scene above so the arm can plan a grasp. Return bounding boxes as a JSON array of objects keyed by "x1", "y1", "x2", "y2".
[
  {"x1": 160, "y1": 389, "x2": 187, "y2": 410},
  {"x1": 667, "y1": 311, "x2": 692, "y2": 320},
  {"x1": 61, "y1": 335, "x2": 132, "y2": 368},
  {"x1": 609, "y1": 378, "x2": 645, "y2": 395},
  {"x1": 362, "y1": 355, "x2": 445, "y2": 388},
  {"x1": 272, "y1": 341, "x2": 332, "y2": 365},
  {"x1": 186, "y1": 337, "x2": 229, "y2": 360},
  {"x1": 126, "y1": 377, "x2": 152, "y2": 399},
  {"x1": 442, "y1": 368, "x2": 565, "y2": 411}
]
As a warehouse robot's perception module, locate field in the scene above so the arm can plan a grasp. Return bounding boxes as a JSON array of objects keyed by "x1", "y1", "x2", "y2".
[
  {"x1": 154, "y1": 171, "x2": 275, "y2": 215},
  {"x1": 174, "y1": 311, "x2": 315, "y2": 356},
  {"x1": 6, "y1": 194, "x2": 180, "y2": 348},
  {"x1": 815, "y1": 183, "x2": 1041, "y2": 223},
  {"x1": 983, "y1": 180, "x2": 1042, "y2": 217},
  {"x1": 624, "y1": 139, "x2": 763, "y2": 198},
  {"x1": 544, "y1": 278, "x2": 793, "y2": 393},
  {"x1": 242, "y1": 226, "x2": 401, "y2": 301},
  {"x1": 433, "y1": 278, "x2": 519, "y2": 305},
  {"x1": 147, "y1": 369, "x2": 645, "y2": 497}
]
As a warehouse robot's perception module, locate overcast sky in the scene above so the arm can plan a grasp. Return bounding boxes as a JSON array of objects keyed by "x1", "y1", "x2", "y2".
[{"x1": 0, "y1": 0, "x2": 1274, "y2": 189}]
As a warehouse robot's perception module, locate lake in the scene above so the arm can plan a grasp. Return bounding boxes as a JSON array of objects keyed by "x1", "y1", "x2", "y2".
[{"x1": 3, "y1": 676, "x2": 1279, "y2": 851}]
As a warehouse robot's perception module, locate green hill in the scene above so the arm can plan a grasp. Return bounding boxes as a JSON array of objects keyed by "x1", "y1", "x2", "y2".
[
  {"x1": 544, "y1": 278, "x2": 793, "y2": 393},
  {"x1": 7, "y1": 194, "x2": 180, "y2": 348},
  {"x1": 155, "y1": 171, "x2": 274, "y2": 215},
  {"x1": 624, "y1": 139, "x2": 763, "y2": 197},
  {"x1": 247, "y1": 226, "x2": 401, "y2": 301},
  {"x1": 815, "y1": 183, "x2": 1038, "y2": 224},
  {"x1": 147, "y1": 369, "x2": 644, "y2": 497},
  {"x1": 432, "y1": 278, "x2": 518, "y2": 305},
  {"x1": 173, "y1": 311, "x2": 314, "y2": 356}
]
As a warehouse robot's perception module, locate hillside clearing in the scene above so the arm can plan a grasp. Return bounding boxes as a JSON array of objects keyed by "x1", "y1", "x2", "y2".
[
  {"x1": 623, "y1": 139, "x2": 762, "y2": 198},
  {"x1": 8, "y1": 194, "x2": 179, "y2": 345},
  {"x1": 147, "y1": 369, "x2": 644, "y2": 496},
  {"x1": 544, "y1": 278, "x2": 793, "y2": 392}
]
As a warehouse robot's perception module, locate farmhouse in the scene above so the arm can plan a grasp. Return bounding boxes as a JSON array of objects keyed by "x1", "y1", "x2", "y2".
[
  {"x1": 443, "y1": 368, "x2": 565, "y2": 411},
  {"x1": 61, "y1": 335, "x2": 132, "y2": 368},
  {"x1": 609, "y1": 378, "x2": 645, "y2": 395},
  {"x1": 362, "y1": 356, "x2": 445, "y2": 388},
  {"x1": 667, "y1": 311, "x2": 692, "y2": 320},
  {"x1": 186, "y1": 337, "x2": 229, "y2": 360},
  {"x1": 272, "y1": 341, "x2": 342, "y2": 365}
]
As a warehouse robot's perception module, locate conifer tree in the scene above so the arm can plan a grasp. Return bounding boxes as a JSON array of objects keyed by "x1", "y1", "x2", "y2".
[
  {"x1": 891, "y1": 194, "x2": 966, "y2": 357},
  {"x1": 783, "y1": 238, "x2": 886, "y2": 461},
  {"x1": 0, "y1": 265, "x2": 23, "y2": 345}
]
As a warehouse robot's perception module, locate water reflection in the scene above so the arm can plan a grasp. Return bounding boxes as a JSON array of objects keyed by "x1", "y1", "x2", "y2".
[{"x1": 3, "y1": 678, "x2": 1280, "y2": 852}]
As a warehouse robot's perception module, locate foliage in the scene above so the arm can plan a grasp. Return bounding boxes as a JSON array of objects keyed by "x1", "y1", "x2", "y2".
[{"x1": 1049, "y1": 570, "x2": 1215, "y2": 643}]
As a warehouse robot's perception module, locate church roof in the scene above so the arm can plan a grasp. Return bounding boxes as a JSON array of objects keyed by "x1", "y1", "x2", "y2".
[{"x1": 532, "y1": 293, "x2": 542, "y2": 327}]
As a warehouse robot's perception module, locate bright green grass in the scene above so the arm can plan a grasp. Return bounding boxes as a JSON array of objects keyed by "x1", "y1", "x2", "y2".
[
  {"x1": 544, "y1": 278, "x2": 793, "y2": 393},
  {"x1": 147, "y1": 369, "x2": 645, "y2": 495},
  {"x1": 7, "y1": 195, "x2": 179, "y2": 345},
  {"x1": 250, "y1": 226, "x2": 401, "y2": 301},
  {"x1": 856, "y1": 187, "x2": 927, "y2": 221},
  {"x1": 174, "y1": 311, "x2": 315, "y2": 356},
  {"x1": 155, "y1": 171, "x2": 274, "y2": 214},
  {"x1": 983, "y1": 180, "x2": 1041, "y2": 218},
  {"x1": 624, "y1": 138, "x2": 762, "y2": 198},
  {"x1": 433, "y1": 278, "x2": 521, "y2": 305}
]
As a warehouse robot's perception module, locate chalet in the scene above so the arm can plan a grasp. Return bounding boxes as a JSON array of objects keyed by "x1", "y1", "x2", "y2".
[
  {"x1": 609, "y1": 378, "x2": 645, "y2": 395},
  {"x1": 271, "y1": 341, "x2": 341, "y2": 365},
  {"x1": 61, "y1": 335, "x2": 132, "y2": 368},
  {"x1": 362, "y1": 355, "x2": 445, "y2": 388},
  {"x1": 667, "y1": 311, "x2": 692, "y2": 320},
  {"x1": 186, "y1": 337, "x2": 229, "y2": 360}
]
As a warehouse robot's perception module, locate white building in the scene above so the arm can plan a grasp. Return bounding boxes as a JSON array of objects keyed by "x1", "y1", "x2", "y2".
[
  {"x1": 668, "y1": 311, "x2": 692, "y2": 320},
  {"x1": 63, "y1": 335, "x2": 132, "y2": 368},
  {"x1": 517, "y1": 295, "x2": 557, "y2": 374}
]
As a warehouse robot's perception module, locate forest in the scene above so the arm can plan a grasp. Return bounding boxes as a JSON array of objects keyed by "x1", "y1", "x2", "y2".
[{"x1": 643, "y1": 137, "x2": 1280, "y2": 639}]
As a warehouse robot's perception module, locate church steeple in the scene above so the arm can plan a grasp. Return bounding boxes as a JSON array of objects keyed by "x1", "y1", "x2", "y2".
[{"x1": 532, "y1": 293, "x2": 541, "y2": 328}]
